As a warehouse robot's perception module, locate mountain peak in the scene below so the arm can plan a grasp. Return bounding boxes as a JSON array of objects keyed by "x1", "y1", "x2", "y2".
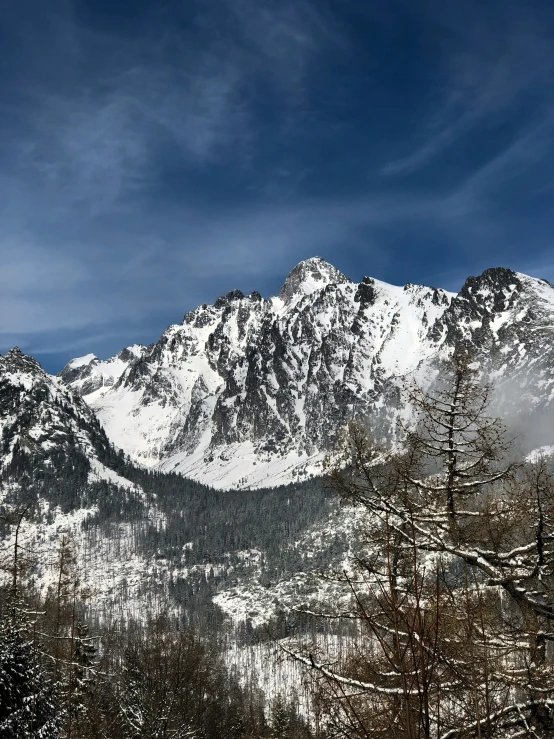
[
  {"x1": 1, "y1": 346, "x2": 42, "y2": 373},
  {"x1": 67, "y1": 353, "x2": 98, "y2": 369},
  {"x1": 279, "y1": 257, "x2": 352, "y2": 302},
  {"x1": 214, "y1": 289, "x2": 245, "y2": 309},
  {"x1": 5, "y1": 346, "x2": 27, "y2": 361},
  {"x1": 460, "y1": 267, "x2": 522, "y2": 299}
]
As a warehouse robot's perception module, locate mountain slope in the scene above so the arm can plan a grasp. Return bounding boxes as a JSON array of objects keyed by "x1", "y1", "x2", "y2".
[
  {"x1": 61, "y1": 258, "x2": 454, "y2": 487},
  {"x1": 0, "y1": 346, "x2": 338, "y2": 626},
  {"x1": 432, "y1": 268, "x2": 554, "y2": 446},
  {"x1": 0, "y1": 347, "x2": 123, "y2": 496},
  {"x1": 0, "y1": 347, "x2": 188, "y2": 618},
  {"x1": 59, "y1": 344, "x2": 146, "y2": 399},
  {"x1": 60, "y1": 260, "x2": 554, "y2": 488}
]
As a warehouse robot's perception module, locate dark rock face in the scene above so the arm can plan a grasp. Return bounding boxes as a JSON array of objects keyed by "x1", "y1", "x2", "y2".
[
  {"x1": 0, "y1": 348, "x2": 112, "y2": 485},
  {"x1": 58, "y1": 260, "x2": 452, "y2": 481},
  {"x1": 354, "y1": 277, "x2": 377, "y2": 306},
  {"x1": 214, "y1": 290, "x2": 245, "y2": 309},
  {"x1": 432, "y1": 268, "x2": 554, "y2": 445},
  {"x1": 58, "y1": 260, "x2": 554, "y2": 486},
  {"x1": 59, "y1": 357, "x2": 101, "y2": 394}
]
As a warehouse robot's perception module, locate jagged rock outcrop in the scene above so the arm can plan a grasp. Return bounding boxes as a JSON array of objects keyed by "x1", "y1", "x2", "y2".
[{"x1": 431, "y1": 268, "x2": 554, "y2": 446}]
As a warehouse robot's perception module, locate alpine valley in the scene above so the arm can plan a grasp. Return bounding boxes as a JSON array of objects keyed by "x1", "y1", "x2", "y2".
[{"x1": 2, "y1": 257, "x2": 554, "y2": 705}]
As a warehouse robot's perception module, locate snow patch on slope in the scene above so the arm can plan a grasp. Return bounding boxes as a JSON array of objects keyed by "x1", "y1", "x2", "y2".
[
  {"x1": 160, "y1": 442, "x2": 326, "y2": 489},
  {"x1": 68, "y1": 353, "x2": 97, "y2": 368}
]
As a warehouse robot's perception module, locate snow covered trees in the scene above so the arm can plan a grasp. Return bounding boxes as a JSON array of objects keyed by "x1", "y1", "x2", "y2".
[
  {"x1": 295, "y1": 353, "x2": 554, "y2": 737},
  {"x1": 0, "y1": 509, "x2": 313, "y2": 739},
  {"x1": 270, "y1": 694, "x2": 290, "y2": 739},
  {"x1": 0, "y1": 506, "x2": 61, "y2": 737},
  {"x1": 0, "y1": 615, "x2": 60, "y2": 738}
]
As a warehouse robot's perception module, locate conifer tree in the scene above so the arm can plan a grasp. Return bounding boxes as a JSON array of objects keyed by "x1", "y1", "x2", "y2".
[
  {"x1": 66, "y1": 619, "x2": 97, "y2": 737},
  {"x1": 270, "y1": 694, "x2": 290, "y2": 739},
  {"x1": 0, "y1": 615, "x2": 60, "y2": 738},
  {"x1": 0, "y1": 506, "x2": 61, "y2": 738}
]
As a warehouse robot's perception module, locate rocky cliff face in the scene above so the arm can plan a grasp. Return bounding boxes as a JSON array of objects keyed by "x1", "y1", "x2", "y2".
[
  {"x1": 60, "y1": 259, "x2": 554, "y2": 488},
  {"x1": 0, "y1": 347, "x2": 111, "y2": 479},
  {"x1": 432, "y1": 267, "x2": 554, "y2": 447},
  {"x1": 0, "y1": 345, "x2": 147, "y2": 538}
]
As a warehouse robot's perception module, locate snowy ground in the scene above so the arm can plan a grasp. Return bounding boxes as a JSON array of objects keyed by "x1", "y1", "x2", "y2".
[{"x1": 225, "y1": 633, "x2": 358, "y2": 721}]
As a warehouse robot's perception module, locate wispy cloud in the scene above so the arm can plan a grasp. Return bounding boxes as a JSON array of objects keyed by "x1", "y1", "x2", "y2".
[
  {"x1": 0, "y1": 0, "x2": 350, "y2": 360},
  {"x1": 2, "y1": 177, "x2": 552, "y2": 360},
  {"x1": 382, "y1": 0, "x2": 554, "y2": 175},
  {"x1": 8, "y1": 51, "x2": 247, "y2": 215},
  {"x1": 2, "y1": 0, "x2": 341, "y2": 217},
  {"x1": 0, "y1": 192, "x2": 432, "y2": 343},
  {"x1": 446, "y1": 114, "x2": 554, "y2": 211}
]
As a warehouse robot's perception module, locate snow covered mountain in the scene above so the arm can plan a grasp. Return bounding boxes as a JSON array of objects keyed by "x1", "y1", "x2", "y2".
[
  {"x1": 0, "y1": 346, "x2": 155, "y2": 614},
  {"x1": 0, "y1": 346, "x2": 120, "y2": 485},
  {"x1": 3, "y1": 258, "x2": 554, "y2": 637},
  {"x1": 59, "y1": 344, "x2": 146, "y2": 398},
  {"x1": 0, "y1": 345, "x2": 338, "y2": 625},
  {"x1": 430, "y1": 268, "x2": 554, "y2": 439},
  {"x1": 60, "y1": 259, "x2": 554, "y2": 489}
]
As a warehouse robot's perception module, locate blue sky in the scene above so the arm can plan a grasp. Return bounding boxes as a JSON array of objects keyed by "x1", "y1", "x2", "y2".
[{"x1": 1, "y1": 0, "x2": 553, "y2": 373}]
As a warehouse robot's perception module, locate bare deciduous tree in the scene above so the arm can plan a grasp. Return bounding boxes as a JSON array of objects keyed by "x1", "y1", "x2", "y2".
[{"x1": 287, "y1": 353, "x2": 554, "y2": 738}]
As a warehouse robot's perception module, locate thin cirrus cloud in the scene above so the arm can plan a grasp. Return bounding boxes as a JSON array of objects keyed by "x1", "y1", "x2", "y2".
[
  {"x1": 0, "y1": 191, "x2": 453, "y2": 363},
  {"x1": 0, "y1": 196, "x2": 420, "y2": 333},
  {"x1": 381, "y1": 0, "x2": 554, "y2": 175},
  {"x1": 1, "y1": 0, "x2": 343, "y2": 225},
  {"x1": 446, "y1": 115, "x2": 554, "y2": 210},
  {"x1": 10, "y1": 56, "x2": 249, "y2": 215}
]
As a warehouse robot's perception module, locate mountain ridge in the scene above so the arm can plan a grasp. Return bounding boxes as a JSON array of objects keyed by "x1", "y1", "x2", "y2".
[
  {"x1": 0, "y1": 343, "x2": 337, "y2": 629},
  {"x1": 56, "y1": 259, "x2": 554, "y2": 489}
]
